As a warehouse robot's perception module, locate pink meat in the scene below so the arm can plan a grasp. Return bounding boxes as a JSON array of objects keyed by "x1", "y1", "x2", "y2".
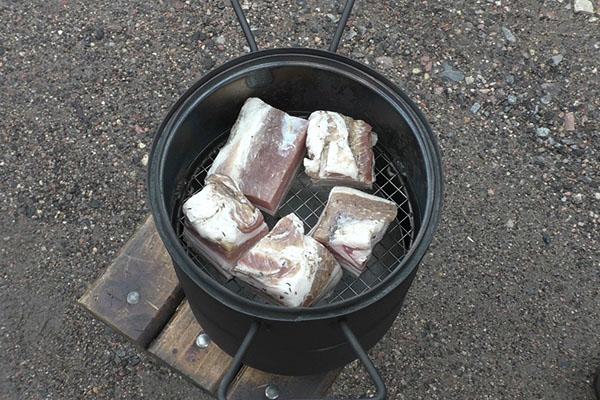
[
  {"x1": 310, "y1": 187, "x2": 397, "y2": 277},
  {"x1": 207, "y1": 98, "x2": 308, "y2": 215},
  {"x1": 182, "y1": 174, "x2": 268, "y2": 277},
  {"x1": 304, "y1": 111, "x2": 376, "y2": 189},
  {"x1": 233, "y1": 214, "x2": 342, "y2": 307}
]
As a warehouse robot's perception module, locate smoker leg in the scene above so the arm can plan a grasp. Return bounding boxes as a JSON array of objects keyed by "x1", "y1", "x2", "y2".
[{"x1": 217, "y1": 321, "x2": 259, "y2": 400}]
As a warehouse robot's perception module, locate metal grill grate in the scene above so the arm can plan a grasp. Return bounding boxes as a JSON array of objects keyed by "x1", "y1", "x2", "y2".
[{"x1": 174, "y1": 136, "x2": 415, "y2": 306}]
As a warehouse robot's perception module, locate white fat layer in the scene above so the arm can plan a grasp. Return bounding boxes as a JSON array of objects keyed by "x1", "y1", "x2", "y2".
[
  {"x1": 330, "y1": 242, "x2": 369, "y2": 268},
  {"x1": 322, "y1": 113, "x2": 359, "y2": 179},
  {"x1": 330, "y1": 217, "x2": 386, "y2": 250},
  {"x1": 305, "y1": 111, "x2": 359, "y2": 180},
  {"x1": 235, "y1": 215, "x2": 328, "y2": 307},
  {"x1": 330, "y1": 218, "x2": 384, "y2": 267},
  {"x1": 279, "y1": 114, "x2": 305, "y2": 154},
  {"x1": 182, "y1": 184, "x2": 260, "y2": 251},
  {"x1": 330, "y1": 186, "x2": 397, "y2": 207},
  {"x1": 207, "y1": 98, "x2": 270, "y2": 180},
  {"x1": 304, "y1": 112, "x2": 329, "y2": 176}
]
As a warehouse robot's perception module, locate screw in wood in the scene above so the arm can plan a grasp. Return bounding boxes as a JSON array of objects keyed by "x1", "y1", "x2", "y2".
[
  {"x1": 126, "y1": 291, "x2": 140, "y2": 305},
  {"x1": 264, "y1": 384, "x2": 280, "y2": 399},
  {"x1": 195, "y1": 333, "x2": 211, "y2": 349}
]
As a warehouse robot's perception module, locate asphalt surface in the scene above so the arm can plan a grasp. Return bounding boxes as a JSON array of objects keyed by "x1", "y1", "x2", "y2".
[{"x1": 1, "y1": 0, "x2": 599, "y2": 399}]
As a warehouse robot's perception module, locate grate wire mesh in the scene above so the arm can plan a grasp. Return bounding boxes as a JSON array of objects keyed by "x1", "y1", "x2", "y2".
[{"x1": 174, "y1": 136, "x2": 415, "y2": 306}]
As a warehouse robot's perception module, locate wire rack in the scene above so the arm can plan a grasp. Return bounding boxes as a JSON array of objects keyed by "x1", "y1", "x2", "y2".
[{"x1": 174, "y1": 136, "x2": 415, "y2": 306}]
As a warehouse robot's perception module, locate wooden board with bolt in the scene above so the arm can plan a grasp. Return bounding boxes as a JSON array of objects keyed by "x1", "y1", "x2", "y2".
[{"x1": 78, "y1": 216, "x2": 340, "y2": 399}]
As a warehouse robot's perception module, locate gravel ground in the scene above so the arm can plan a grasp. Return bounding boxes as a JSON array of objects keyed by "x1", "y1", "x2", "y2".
[{"x1": 1, "y1": 0, "x2": 599, "y2": 399}]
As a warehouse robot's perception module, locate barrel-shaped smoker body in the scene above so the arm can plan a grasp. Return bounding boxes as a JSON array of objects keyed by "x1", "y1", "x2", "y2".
[
  {"x1": 149, "y1": 49, "x2": 442, "y2": 376},
  {"x1": 177, "y1": 261, "x2": 418, "y2": 375}
]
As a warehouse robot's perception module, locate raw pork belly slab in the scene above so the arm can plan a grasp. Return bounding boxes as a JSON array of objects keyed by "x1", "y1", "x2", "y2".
[
  {"x1": 303, "y1": 111, "x2": 376, "y2": 188},
  {"x1": 182, "y1": 174, "x2": 268, "y2": 277},
  {"x1": 233, "y1": 213, "x2": 342, "y2": 307},
  {"x1": 310, "y1": 187, "x2": 397, "y2": 277},
  {"x1": 207, "y1": 97, "x2": 309, "y2": 215}
]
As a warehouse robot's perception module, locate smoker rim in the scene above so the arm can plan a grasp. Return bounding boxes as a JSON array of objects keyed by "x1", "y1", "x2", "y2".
[{"x1": 148, "y1": 47, "x2": 443, "y2": 322}]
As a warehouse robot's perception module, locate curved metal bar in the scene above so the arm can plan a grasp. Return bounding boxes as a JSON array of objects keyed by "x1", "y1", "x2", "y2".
[
  {"x1": 328, "y1": 0, "x2": 356, "y2": 52},
  {"x1": 230, "y1": 0, "x2": 259, "y2": 52},
  {"x1": 230, "y1": 0, "x2": 355, "y2": 54},
  {"x1": 339, "y1": 320, "x2": 387, "y2": 400},
  {"x1": 217, "y1": 321, "x2": 260, "y2": 400}
]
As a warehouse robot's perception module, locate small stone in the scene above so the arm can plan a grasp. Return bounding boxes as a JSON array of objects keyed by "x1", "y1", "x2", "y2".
[
  {"x1": 563, "y1": 112, "x2": 575, "y2": 131},
  {"x1": 574, "y1": 0, "x2": 594, "y2": 14},
  {"x1": 507, "y1": 95, "x2": 517, "y2": 105},
  {"x1": 501, "y1": 26, "x2": 517, "y2": 43},
  {"x1": 90, "y1": 199, "x2": 102, "y2": 208},
  {"x1": 550, "y1": 54, "x2": 563, "y2": 66},
  {"x1": 345, "y1": 28, "x2": 358, "y2": 41},
  {"x1": 215, "y1": 35, "x2": 226, "y2": 45},
  {"x1": 536, "y1": 127, "x2": 550, "y2": 138},
  {"x1": 191, "y1": 31, "x2": 207, "y2": 42},
  {"x1": 141, "y1": 154, "x2": 149, "y2": 167},
  {"x1": 411, "y1": 67, "x2": 421, "y2": 74},
  {"x1": 470, "y1": 102, "x2": 481, "y2": 114},
  {"x1": 138, "y1": 142, "x2": 146, "y2": 149},
  {"x1": 441, "y1": 63, "x2": 465, "y2": 82},
  {"x1": 375, "y1": 56, "x2": 394, "y2": 68},
  {"x1": 487, "y1": 188, "x2": 495, "y2": 196},
  {"x1": 594, "y1": 193, "x2": 600, "y2": 200},
  {"x1": 572, "y1": 193, "x2": 583, "y2": 204},
  {"x1": 433, "y1": 86, "x2": 444, "y2": 95},
  {"x1": 421, "y1": 56, "x2": 433, "y2": 72},
  {"x1": 94, "y1": 27, "x2": 105, "y2": 41},
  {"x1": 465, "y1": 76, "x2": 475, "y2": 85},
  {"x1": 505, "y1": 74, "x2": 515, "y2": 84},
  {"x1": 540, "y1": 95, "x2": 552, "y2": 105},
  {"x1": 534, "y1": 156, "x2": 546, "y2": 166},
  {"x1": 506, "y1": 219, "x2": 515, "y2": 229},
  {"x1": 542, "y1": 233, "x2": 551, "y2": 245}
]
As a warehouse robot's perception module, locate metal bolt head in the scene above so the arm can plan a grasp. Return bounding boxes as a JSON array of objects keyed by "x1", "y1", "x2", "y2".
[
  {"x1": 195, "y1": 333, "x2": 210, "y2": 349},
  {"x1": 126, "y1": 291, "x2": 140, "y2": 305},
  {"x1": 264, "y1": 384, "x2": 280, "y2": 400}
]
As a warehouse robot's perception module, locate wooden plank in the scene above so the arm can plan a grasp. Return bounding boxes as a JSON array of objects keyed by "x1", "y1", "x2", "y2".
[
  {"x1": 227, "y1": 367, "x2": 341, "y2": 400},
  {"x1": 78, "y1": 216, "x2": 183, "y2": 348},
  {"x1": 79, "y1": 214, "x2": 340, "y2": 397},
  {"x1": 149, "y1": 301, "x2": 233, "y2": 394}
]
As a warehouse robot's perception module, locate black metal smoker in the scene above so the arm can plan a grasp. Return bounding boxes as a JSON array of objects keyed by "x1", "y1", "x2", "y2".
[{"x1": 148, "y1": 1, "x2": 443, "y2": 398}]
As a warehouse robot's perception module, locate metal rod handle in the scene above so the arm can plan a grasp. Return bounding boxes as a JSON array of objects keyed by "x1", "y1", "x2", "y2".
[
  {"x1": 291, "y1": 320, "x2": 387, "y2": 400},
  {"x1": 328, "y1": 0, "x2": 356, "y2": 52},
  {"x1": 217, "y1": 321, "x2": 260, "y2": 400},
  {"x1": 338, "y1": 320, "x2": 387, "y2": 400},
  {"x1": 229, "y1": 0, "x2": 356, "y2": 53},
  {"x1": 217, "y1": 319, "x2": 386, "y2": 400}
]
